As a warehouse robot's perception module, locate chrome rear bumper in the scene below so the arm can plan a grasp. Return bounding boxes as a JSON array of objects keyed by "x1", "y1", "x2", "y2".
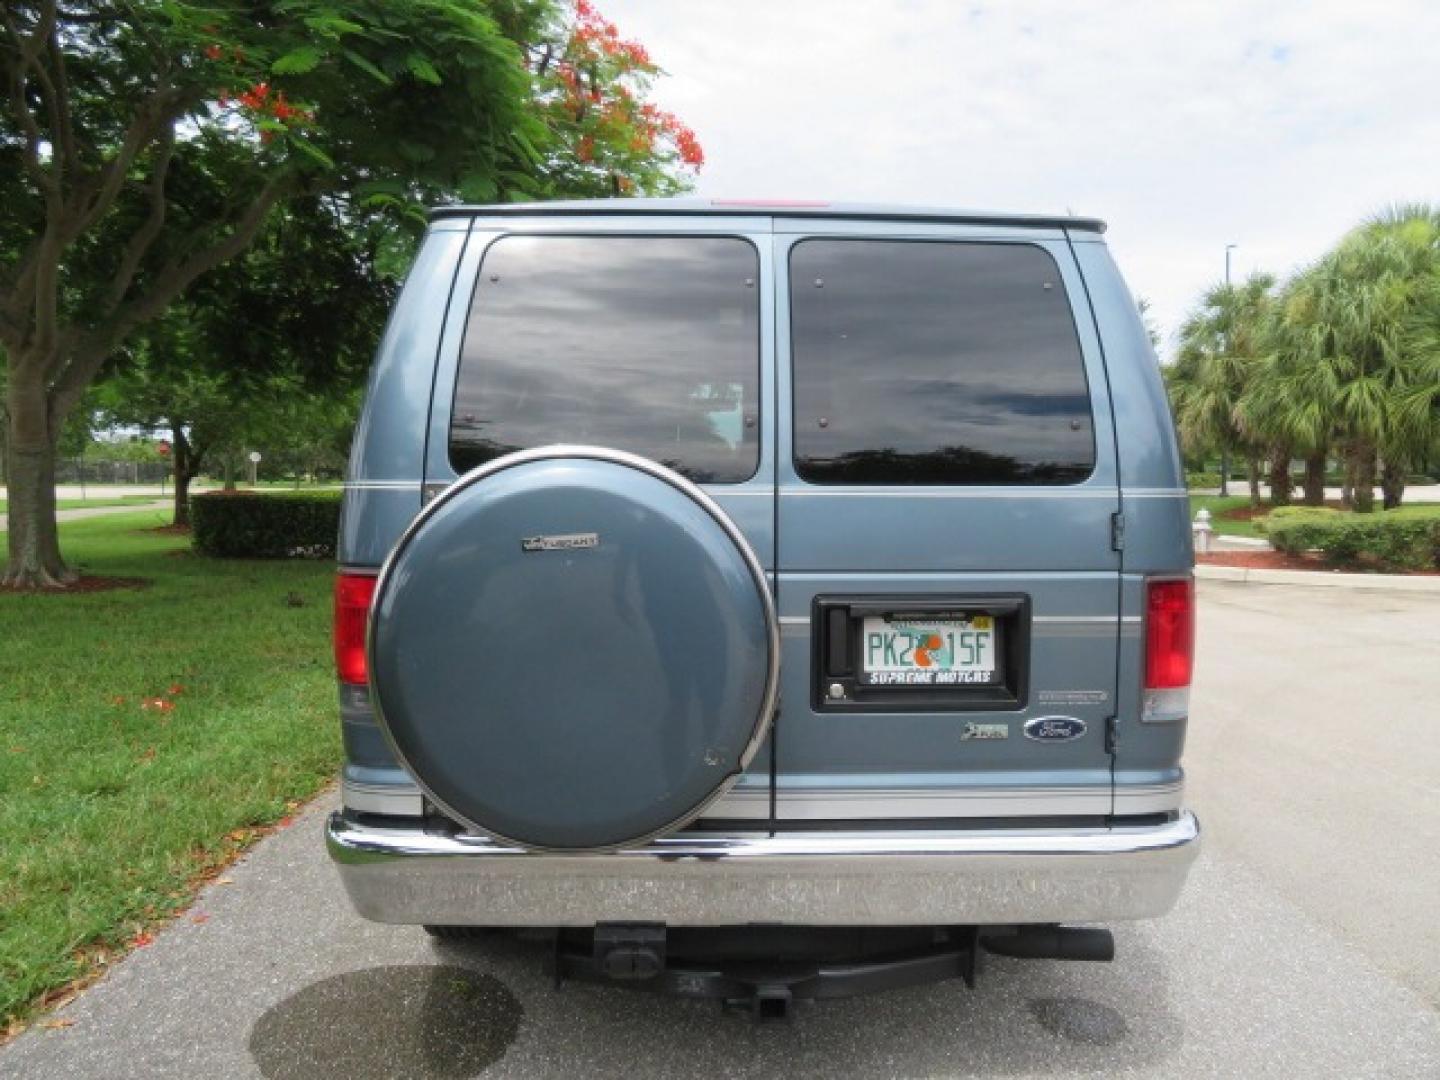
[{"x1": 326, "y1": 811, "x2": 1200, "y2": 927}]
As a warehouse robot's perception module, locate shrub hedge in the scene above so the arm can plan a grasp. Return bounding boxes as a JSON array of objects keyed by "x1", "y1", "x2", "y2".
[
  {"x1": 1256, "y1": 505, "x2": 1342, "y2": 534},
  {"x1": 1185, "y1": 471, "x2": 1221, "y2": 489},
  {"x1": 191, "y1": 491, "x2": 342, "y2": 559},
  {"x1": 1265, "y1": 506, "x2": 1440, "y2": 570}
]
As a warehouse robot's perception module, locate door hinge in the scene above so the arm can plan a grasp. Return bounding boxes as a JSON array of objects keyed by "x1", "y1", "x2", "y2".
[
  {"x1": 1104, "y1": 715, "x2": 1119, "y2": 753},
  {"x1": 1110, "y1": 511, "x2": 1126, "y2": 551}
]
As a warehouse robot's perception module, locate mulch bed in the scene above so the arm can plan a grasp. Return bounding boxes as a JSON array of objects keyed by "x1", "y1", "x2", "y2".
[
  {"x1": 0, "y1": 575, "x2": 151, "y2": 594},
  {"x1": 1198, "y1": 551, "x2": 1439, "y2": 576}
]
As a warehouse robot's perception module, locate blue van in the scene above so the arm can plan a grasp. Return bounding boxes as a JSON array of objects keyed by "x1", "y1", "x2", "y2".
[{"x1": 327, "y1": 200, "x2": 1199, "y2": 1012}]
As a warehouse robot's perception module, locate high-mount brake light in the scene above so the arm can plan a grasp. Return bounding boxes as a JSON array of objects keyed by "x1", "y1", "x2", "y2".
[
  {"x1": 334, "y1": 572, "x2": 377, "y2": 686},
  {"x1": 709, "y1": 198, "x2": 832, "y2": 207}
]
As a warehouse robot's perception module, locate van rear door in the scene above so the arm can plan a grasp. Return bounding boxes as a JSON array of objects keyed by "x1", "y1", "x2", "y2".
[{"x1": 773, "y1": 225, "x2": 1121, "y2": 822}]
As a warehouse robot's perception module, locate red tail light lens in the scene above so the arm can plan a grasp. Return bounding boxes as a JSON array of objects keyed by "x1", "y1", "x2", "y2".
[
  {"x1": 334, "y1": 572, "x2": 377, "y2": 685},
  {"x1": 1145, "y1": 577, "x2": 1194, "y2": 689}
]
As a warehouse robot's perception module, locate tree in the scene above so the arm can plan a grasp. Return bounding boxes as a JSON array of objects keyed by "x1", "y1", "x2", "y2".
[
  {"x1": 1167, "y1": 273, "x2": 1278, "y2": 505},
  {"x1": 1234, "y1": 296, "x2": 1335, "y2": 507},
  {"x1": 1270, "y1": 206, "x2": 1440, "y2": 511},
  {"x1": 529, "y1": 0, "x2": 703, "y2": 196},
  {"x1": 2, "y1": 1, "x2": 701, "y2": 586},
  {"x1": 101, "y1": 195, "x2": 394, "y2": 523}
]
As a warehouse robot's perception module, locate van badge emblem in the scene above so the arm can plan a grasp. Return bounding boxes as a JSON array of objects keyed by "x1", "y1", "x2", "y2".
[
  {"x1": 961, "y1": 722, "x2": 1009, "y2": 741},
  {"x1": 521, "y1": 532, "x2": 599, "y2": 552},
  {"x1": 1024, "y1": 716, "x2": 1087, "y2": 742}
]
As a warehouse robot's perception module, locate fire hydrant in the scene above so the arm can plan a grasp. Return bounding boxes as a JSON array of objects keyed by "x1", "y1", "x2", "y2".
[{"x1": 1192, "y1": 508, "x2": 1214, "y2": 554}]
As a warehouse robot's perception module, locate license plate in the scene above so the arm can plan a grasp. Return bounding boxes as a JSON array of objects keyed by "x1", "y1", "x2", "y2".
[{"x1": 859, "y1": 615, "x2": 999, "y2": 686}]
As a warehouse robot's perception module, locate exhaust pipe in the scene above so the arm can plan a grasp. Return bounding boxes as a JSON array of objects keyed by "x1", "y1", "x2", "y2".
[{"x1": 982, "y1": 926, "x2": 1114, "y2": 962}]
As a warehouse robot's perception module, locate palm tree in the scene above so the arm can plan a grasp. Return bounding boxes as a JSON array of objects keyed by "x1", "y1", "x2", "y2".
[
  {"x1": 1169, "y1": 273, "x2": 1278, "y2": 504},
  {"x1": 1274, "y1": 206, "x2": 1440, "y2": 511},
  {"x1": 1236, "y1": 276, "x2": 1336, "y2": 506},
  {"x1": 1391, "y1": 264, "x2": 1440, "y2": 506}
]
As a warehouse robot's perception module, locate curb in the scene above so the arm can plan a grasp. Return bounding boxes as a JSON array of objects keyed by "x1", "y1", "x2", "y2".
[
  {"x1": 1209, "y1": 535, "x2": 1270, "y2": 549},
  {"x1": 1196, "y1": 563, "x2": 1440, "y2": 593}
]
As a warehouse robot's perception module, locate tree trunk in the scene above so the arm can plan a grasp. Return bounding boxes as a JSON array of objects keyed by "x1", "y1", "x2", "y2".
[
  {"x1": 1268, "y1": 448, "x2": 1292, "y2": 507},
  {"x1": 1246, "y1": 456, "x2": 1262, "y2": 508},
  {"x1": 1351, "y1": 445, "x2": 1377, "y2": 514},
  {"x1": 2, "y1": 375, "x2": 74, "y2": 588},
  {"x1": 1219, "y1": 447, "x2": 1231, "y2": 497},
  {"x1": 1380, "y1": 457, "x2": 1406, "y2": 511},
  {"x1": 171, "y1": 426, "x2": 196, "y2": 527},
  {"x1": 1303, "y1": 451, "x2": 1327, "y2": 506}
]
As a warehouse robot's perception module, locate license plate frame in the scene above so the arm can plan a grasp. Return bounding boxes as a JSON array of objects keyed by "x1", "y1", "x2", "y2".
[
  {"x1": 810, "y1": 595, "x2": 1030, "y2": 713},
  {"x1": 857, "y1": 614, "x2": 1002, "y2": 688}
]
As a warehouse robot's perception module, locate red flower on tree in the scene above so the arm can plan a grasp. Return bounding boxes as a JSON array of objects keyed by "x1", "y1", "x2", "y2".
[
  {"x1": 544, "y1": 1, "x2": 704, "y2": 186},
  {"x1": 216, "y1": 78, "x2": 316, "y2": 145}
]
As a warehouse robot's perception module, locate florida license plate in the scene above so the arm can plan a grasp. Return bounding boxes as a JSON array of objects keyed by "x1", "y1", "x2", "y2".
[{"x1": 859, "y1": 615, "x2": 999, "y2": 686}]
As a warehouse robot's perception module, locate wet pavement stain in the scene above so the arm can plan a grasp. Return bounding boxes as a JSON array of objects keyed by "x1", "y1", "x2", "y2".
[
  {"x1": 249, "y1": 965, "x2": 522, "y2": 1079},
  {"x1": 1027, "y1": 996, "x2": 1129, "y2": 1047}
]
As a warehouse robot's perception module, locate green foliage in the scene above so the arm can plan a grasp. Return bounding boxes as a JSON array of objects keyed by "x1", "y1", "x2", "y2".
[
  {"x1": 1255, "y1": 505, "x2": 1341, "y2": 535},
  {"x1": 1263, "y1": 504, "x2": 1343, "y2": 522},
  {"x1": 191, "y1": 491, "x2": 342, "y2": 558},
  {"x1": 97, "y1": 198, "x2": 389, "y2": 502},
  {"x1": 1265, "y1": 506, "x2": 1440, "y2": 569},
  {"x1": 1167, "y1": 204, "x2": 1440, "y2": 513},
  {"x1": 75, "y1": 436, "x2": 167, "y2": 464},
  {"x1": 4, "y1": 0, "x2": 699, "y2": 582},
  {"x1": 0, "y1": 512, "x2": 338, "y2": 1029},
  {"x1": 529, "y1": 0, "x2": 704, "y2": 197},
  {"x1": 1185, "y1": 471, "x2": 1221, "y2": 489},
  {"x1": 1166, "y1": 273, "x2": 1278, "y2": 461}
]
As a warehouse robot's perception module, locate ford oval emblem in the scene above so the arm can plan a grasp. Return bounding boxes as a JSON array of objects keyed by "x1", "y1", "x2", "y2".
[{"x1": 1024, "y1": 715, "x2": 1088, "y2": 742}]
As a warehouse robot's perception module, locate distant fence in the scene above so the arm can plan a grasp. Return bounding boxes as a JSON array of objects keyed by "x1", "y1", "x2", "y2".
[{"x1": 55, "y1": 459, "x2": 173, "y2": 485}]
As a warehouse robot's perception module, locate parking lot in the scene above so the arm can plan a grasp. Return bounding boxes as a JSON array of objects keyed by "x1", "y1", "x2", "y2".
[{"x1": 3, "y1": 579, "x2": 1438, "y2": 1078}]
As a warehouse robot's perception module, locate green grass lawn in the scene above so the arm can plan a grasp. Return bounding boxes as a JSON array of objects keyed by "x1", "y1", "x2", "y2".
[
  {"x1": 0, "y1": 512, "x2": 339, "y2": 1031},
  {"x1": 1187, "y1": 494, "x2": 1266, "y2": 537},
  {"x1": 0, "y1": 496, "x2": 159, "y2": 514}
]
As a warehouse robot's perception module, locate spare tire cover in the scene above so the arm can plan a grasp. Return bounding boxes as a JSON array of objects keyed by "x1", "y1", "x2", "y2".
[{"x1": 368, "y1": 446, "x2": 778, "y2": 851}]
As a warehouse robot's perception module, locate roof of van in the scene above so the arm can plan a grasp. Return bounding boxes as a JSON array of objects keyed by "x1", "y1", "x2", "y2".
[{"x1": 428, "y1": 198, "x2": 1107, "y2": 234}]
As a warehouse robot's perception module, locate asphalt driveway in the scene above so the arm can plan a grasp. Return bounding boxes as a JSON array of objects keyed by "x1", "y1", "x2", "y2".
[{"x1": 3, "y1": 579, "x2": 1438, "y2": 1078}]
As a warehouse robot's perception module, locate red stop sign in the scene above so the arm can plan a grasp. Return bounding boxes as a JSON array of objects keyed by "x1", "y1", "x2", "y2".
[{"x1": 157, "y1": 441, "x2": 171, "y2": 457}]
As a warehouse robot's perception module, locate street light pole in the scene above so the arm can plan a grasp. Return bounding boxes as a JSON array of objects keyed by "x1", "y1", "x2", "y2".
[{"x1": 1219, "y1": 243, "x2": 1239, "y2": 496}]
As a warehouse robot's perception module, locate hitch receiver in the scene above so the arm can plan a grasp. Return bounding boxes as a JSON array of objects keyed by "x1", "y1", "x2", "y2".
[{"x1": 593, "y1": 922, "x2": 666, "y2": 980}]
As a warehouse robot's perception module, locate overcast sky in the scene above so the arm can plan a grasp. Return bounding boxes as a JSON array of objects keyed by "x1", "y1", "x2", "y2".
[{"x1": 606, "y1": 0, "x2": 1440, "y2": 357}]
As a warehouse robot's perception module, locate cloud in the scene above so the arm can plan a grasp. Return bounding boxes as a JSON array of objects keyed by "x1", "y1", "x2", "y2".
[{"x1": 605, "y1": 0, "x2": 1440, "y2": 355}]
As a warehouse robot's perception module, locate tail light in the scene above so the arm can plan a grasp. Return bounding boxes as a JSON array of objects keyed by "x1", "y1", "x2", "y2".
[
  {"x1": 1143, "y1": 577, "x2": 1193, "y2": 720},
  {"x1": 334, "y1": 572, "x2": 377, "y2": 685}
]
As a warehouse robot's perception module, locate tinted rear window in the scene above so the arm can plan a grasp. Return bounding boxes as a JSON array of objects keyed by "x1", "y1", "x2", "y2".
[
  {"x1": 790, "y1": 240, "x2": 1095, "y2": 485},
  {"x1": 451, "y1": 235, "x2": 760, "y2": 483}
]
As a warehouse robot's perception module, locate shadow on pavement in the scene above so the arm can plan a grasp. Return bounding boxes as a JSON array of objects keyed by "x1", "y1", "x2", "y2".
[
  {"x1": 415, "y1": 928, "x2": 1183, "y2": 1075},
  {"x1": 248, "y1": 964, "x2": 522, "y2": 1079}
]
